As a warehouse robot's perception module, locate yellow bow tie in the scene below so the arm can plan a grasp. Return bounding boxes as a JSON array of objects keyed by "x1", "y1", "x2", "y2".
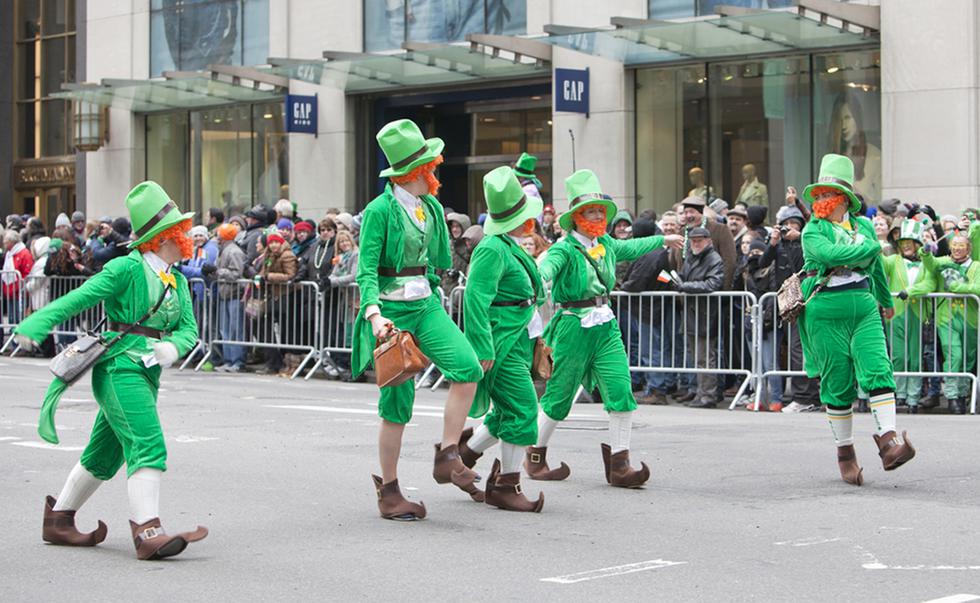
[
  {"x1": 587, "y1": 244, "x2": 606, "y2": 260},
  {"x1": 414, "y1": 206, "x2": 427, "y2": 222},
  {"x1": 158, "y1": 270, "x2": 176, "y2": 289}
]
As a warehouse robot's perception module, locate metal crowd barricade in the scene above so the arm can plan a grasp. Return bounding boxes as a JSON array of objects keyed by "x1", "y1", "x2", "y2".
[
  {"x1": 178, "y1": 277, "x2": 214, "y2": 370},
  {"x1": 755, "y1": 291, "x2": 980, "y2": 414},
  {"x1": 30, "y1": 275, "x2": 105, "y2": 352},
  {"x1": 307, "y1": 282, "x2": 358, "y2": 380},
  {"x1": 204, "y1": 278, "x2": 322, "y2": 379},
  {"x1": 0, "y1": 270, "x2": 26, "y2": 353},
  {"x1": 611, "y1": 291, "x2": 758, "y2": 409}
]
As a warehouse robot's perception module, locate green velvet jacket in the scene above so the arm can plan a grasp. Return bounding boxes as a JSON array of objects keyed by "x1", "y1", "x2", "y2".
[
  {"x1": 800, "y1": 216, "x2": 892, "y2": 309},
  {"x1": 920, "y1": 252, "x2": 980, "y2": 326},
  {"x1": 882, "y1": 252, "x2": 934, "y2": 320}
]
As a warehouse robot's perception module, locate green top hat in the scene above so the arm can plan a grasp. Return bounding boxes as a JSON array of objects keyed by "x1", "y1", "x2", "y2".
[
  {"x1": 126, "y1": 181, "x2": 195, "y2": 249},
  {"x1": 513, "y1": 152, "x2": 542, "y2": 188},
  {"x1": 559, "y1": 169, "x2": 619, "y2": 232},
  {"x1": 802, "y1": 153, "x2": 862, "y2": 214},
  {"x1": 377, "y1": 119, "x2": 445, "y2": 178},
  {"x1": 898, "y1": 219, "x2": 924, "y2": 244},
  {"x1": 482, "y1": 166, "x2": 543, "y2": 236}
]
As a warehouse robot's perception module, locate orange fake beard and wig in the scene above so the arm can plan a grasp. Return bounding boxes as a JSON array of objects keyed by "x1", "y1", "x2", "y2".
[
  {"x1": 136, "y1": 219, "x2": 194, "y2": 261},
  {"x1": 572, "y1": 204, "x2": 608, "y2": 239},
  {"x1": 810, "y1": 187, "x2": 848, "y2": 220},
  {"x1": 391, "y1": 155, "x2": 444, "y2": 196}
]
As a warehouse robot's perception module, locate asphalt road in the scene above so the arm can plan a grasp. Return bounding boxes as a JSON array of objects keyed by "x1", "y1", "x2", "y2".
[{"x1": 1, "y1": 357, "x2": 979, "y2": 602}]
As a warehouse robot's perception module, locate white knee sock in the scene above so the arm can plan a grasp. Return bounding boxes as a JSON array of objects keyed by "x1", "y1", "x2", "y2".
[
  {"x1": 608, "y1": 411, "x2": 633, "y2": 454},
  {"x1": 536, "y1": 414, "x2": 559, "y2": 447},
  {"x1": 869, "y1": 391, "x2": 897, "y2": 436},
  {"x1": 500, "y1": 442, "x2": 524, "y2": 474},
  {"x1": 468, "y1": 424, "x2": 499, "y2": 454},
  {"x1": 127, "y1": 468, "x2": 162, "y2": 524},
  {"x1": 53, "y1": 462, "x2": 103, "y2": 511},
  {"x1": 827, "y1": 406, "x2": 854, "y2": 446}
]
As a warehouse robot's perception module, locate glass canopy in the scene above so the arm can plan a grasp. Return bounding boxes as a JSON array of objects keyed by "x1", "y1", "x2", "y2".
[{"x1": 52, "y1": 75, "x2": 284, "y2": 112}]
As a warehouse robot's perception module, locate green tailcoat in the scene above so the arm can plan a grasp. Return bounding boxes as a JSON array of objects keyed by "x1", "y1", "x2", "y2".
[
  {"x1": 882, "y1": 253, "x2": 934, "y2": 320},
  {"x1": 920, "y1": 252, "x2": 980, "y2": 327}
]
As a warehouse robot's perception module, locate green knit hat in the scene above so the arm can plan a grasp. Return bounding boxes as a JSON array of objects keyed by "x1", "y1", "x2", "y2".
[
  {"x1": 126, "y1": 181, "x2": 195, "y2": 248},
  {"x1": 482, "y1": 166, "x2": 543, "y2": 236},
  {"x1": 559, "y1": 169, "x2": 618, "y2": 232},
  {"x1": 801, "y1": 153, "x2": 862, "y2": 214},
  {"x1": 513, "y1": 152, "x2": 542, "y2": 188},
  {"x1": 898, "y1": 219, "x2": 924, "y2": 244},
  {"x1": 376, "y1": 119, "x2": 444, "y2": 178}
]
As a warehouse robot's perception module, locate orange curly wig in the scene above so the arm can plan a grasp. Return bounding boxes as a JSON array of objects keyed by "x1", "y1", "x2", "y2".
[
  {"x1": 391, "y1": 155, "x2": 444, "y2": 196},
  {"x1": 573, "y1": 204, "x2": 608, "y2": 238},
  {"x1": 137, "y1": 219, "x2": 193, "y2": 260}
]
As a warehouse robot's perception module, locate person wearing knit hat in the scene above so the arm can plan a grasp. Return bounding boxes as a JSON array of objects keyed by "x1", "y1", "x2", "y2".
[
  {"x1": 354, "y1": 118, "x2": 484, "y2": 520},
  {"x1": 291, "y1": 219, "x2": 316, "y2": 264},
  {"x1": 526, "y1": 169, "x2": 684, "y2": 487},
  {"x1": 214, "y1": 222, "x2": 247, "y2": 373},
  {"x1": 798, "y1": 154, "x2": 915, "y2": 486},
  {"x1": 334, "y1": 212, "x2": 354, "y2": 232},
  {"x1": 179, "y1": 225, "x2": 219, "y2": 350},
  {"x1": 55, "y1": 213, "x2": 71, "y2": 229},
  {"x1": 14, "y1": 181, "x2": 208, "y2": 560}
]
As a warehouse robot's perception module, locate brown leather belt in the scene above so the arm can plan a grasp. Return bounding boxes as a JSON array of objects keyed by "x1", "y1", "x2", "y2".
[
  {"x1": 561, "y1": 295, "x2": 610, "y2": 309},
  {"x1": 377, "y1": 266, "x2": 426, "y2": 277},
  {"x1": 492, "y1": 297, "x2": 536, "y2": 308},
  {"x1": 108, "y1": 322, "x2": 169, "y2": 339},
  {"x1": 804, "y1": 270, "x2": 821, "y2": 278}
]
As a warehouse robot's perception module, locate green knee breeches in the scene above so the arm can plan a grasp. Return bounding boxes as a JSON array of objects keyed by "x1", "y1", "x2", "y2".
[
  {"x1": 80, "y1": 355, "x2": 167, "y2": 481},
  {"x1": 480, "y1": 335, "x2": 538, "y2": 446},
  {"x1": 887, "y1": 315, "x2": 922, "y2": 404},
  {"x1": 540, "y1": 317, "x2": 636, "y2": 421},
  {"x1": 376, "y1": 295, "x2": 483, "y2": 424},
  {"x1": 937, "y1": 313, "x2": 978, "y2": 399}
]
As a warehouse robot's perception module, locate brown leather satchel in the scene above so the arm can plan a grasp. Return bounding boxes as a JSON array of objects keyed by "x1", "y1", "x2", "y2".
[
  {"x1": 373, "y1": 328, "x2": 429, "y2": 388},
  {"x1": 531, "y1": 338, "x2": 553, "y2": 381}
]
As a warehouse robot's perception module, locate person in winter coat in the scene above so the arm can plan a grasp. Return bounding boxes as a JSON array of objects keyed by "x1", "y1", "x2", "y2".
[
  {"x1": 304, "y1": 218, "x2": 336, "y2": 288},
  {"x1": 91, "y1": 218, "x2": 133, "y2": 272},
  {"x1": 21, "y1": 217, "x2": 47, "y2": 249},
  {"x1": 256, "y1": 232, "x2": 297, "y2": 376},
  {"x1": 178, "y1": 226, "x2": 218, "y2": 298},
  {"x1": 291, "y1": 220, "x2": 316, "y2": 275},
  {"x1": 441, "y1": 212, "x2": 471, "y2": 293},
  {"x1": 214, "y1": 223, "x2": 247, "y2": 372},
  {"x1": 323, "y1": 230, "x2": 360, "y2": 377},
  {"x1": 3, "y1": 229, "x2": 33, "y2": 333},
  {"x1": 674, "y1": 227, "x2": 725, "y2": 408},
  {"x1": 672, "y1": 196, "x2": 737, "y2": 290},
  {"x1": 241, "y1": 205, "x2": 270, "y2": 265}
]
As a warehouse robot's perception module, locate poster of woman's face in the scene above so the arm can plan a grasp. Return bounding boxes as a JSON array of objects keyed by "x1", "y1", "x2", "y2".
[{"x1": 826, "y1": 90, "x2": 882, "y2": 205}]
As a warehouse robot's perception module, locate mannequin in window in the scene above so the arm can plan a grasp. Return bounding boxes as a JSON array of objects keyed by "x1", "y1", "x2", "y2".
[
  {"x1": 829, "y1": 92, "x2": 881, "y2": 205},
  {"x1": 687, "y1": 167, "x2": 713, "y2": 201},
  {"x1": 735, "y1": 164, "x2": 768, "y2": 207}
]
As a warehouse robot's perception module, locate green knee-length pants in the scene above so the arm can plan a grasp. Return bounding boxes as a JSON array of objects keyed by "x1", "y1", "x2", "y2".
[
  {"x1": 540, "y1": 316, "x2": 636, "y2": 421},
  {"x1": 887, "y1": 315, "x2": 922, "y2": 404},
  {"x1": 479, "y1": 335, "x2": 538, "y2": 446},
  {"x1": 937, "y1": 313, "x2": 978, "y2": 399},
  {"x1": 80, "y1": 355, "x2": 167, "y2": 481},
  {"x1": 377, "y1": 295, "x2": 483, "y2": 424}
]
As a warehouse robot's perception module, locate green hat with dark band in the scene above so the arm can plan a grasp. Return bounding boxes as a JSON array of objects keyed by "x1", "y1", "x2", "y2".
[
  {"x1": 802, "y1": 153, "x2": 862, "y2": 214},
  {"x1": 126, "y1": 181, "x2": 195, "y2": 248},
  {"x1": 559, "y1": 169, "x2": 619, "y2": 232},
  {"x1": 482, "y1": 166, "x2": 543, "y2": 236},
  {"x1": 377, "y1": 119, "x2": 444, "y2": 178},
  {"x1": 513, "y1": 152, "x2": 542, "y2": 188}
]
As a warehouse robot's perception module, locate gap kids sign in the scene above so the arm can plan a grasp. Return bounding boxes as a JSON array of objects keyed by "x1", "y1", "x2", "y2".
[
  {"x1": 286, "y1": 94, "x2": 318, "y2": 135},
  {"x1": 554, "y1": 68, "x2": 589, "y2": 117}
]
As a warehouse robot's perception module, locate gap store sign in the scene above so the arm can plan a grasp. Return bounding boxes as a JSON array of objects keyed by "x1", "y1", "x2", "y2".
[{"x1": 555, "y1": 68, "x2": 589, "y2": 117}]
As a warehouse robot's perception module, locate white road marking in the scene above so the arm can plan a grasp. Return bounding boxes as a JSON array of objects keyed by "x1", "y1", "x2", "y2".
[
  {"x1": 540, "y1": 559, "x2": 686, "y2": 584},
  {"x1": 775, "y1": 537, "x2": 845, "y2": 547},
  {"x1": 0, "y1": 436, "x2": 21, "y2": 441},
  {"x1": 265, "y1": 405, "x2": 443, "y2": 418},
  {"x1": 10, "y1": 441, "x2": 84, "y2": 451},
  {"x1": 922, "y1": 595, "x2": 980, "y2": 603},
  {"x1": 853, "y1": 545, "x2": 980, "y2": 571},
  {"x1": 172, "y1": 435, "x2": 219, "y2": 443}
]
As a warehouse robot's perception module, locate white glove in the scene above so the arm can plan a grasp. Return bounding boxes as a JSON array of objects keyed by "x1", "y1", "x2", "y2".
[
  {"x1": 152, "y1": 342, "x2": 179, "y2": 368},
  {"x1": 14, "y1": 334, "x2": 36, "y2": 352}
]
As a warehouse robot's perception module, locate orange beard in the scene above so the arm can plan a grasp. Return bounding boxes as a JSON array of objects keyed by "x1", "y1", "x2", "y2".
[
  {"x1": 812, "y1": 195, "x2": 847, "y2": 219},
  {"x1": 137, "y1": 219, "x2": 194, "y2": 260},
  {"x1": 573, "y1": 207, "x2": 607, "y2": 239},
  {"x1": 522, "y1": 219, "x2": 536, "y2": 236},
  {"x1": 391, "y1": 155, "x2": 444, "y2": 196}
]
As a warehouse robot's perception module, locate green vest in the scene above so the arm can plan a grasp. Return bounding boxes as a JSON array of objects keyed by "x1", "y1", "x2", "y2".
[{"x1": 381, "y1": 199, "x2": 433, "y2": 296}]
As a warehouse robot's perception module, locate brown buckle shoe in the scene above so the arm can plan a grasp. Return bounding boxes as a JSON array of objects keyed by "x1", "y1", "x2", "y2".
[
  {"x1": 372, "y1": 475, "x2": 426, "y2": 521},
  {"x1": 523, "y1": 446, "x2": 571, "y2": 481},
  {"x1": 458, "y1": 427, "x2": 483, "y2": 469},
  {"x1": 433, "y1": 443, "x2": 485, "y2": 502},
  {"x1": 42, "y1": 495, "x2": 107, "y2": 547},
  {"x1": 601, "y1": 443, "x2": 650, "y2": 488},
  {"x1": 484, "y1": 459, "x2": 544, "y2": 513},
  {"x1": 129, "y1": 518, "x2": 208, "y2": 561},
  {"x1": 836, "y1": 444, "x2": 864, "y2": 486},
  {"x1": 873, "y1": 430, "x2": 916, "y2": 471}
]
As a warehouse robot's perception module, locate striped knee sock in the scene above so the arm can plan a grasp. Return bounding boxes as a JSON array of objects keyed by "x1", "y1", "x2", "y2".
[
  {"x1": 827, "y1": 405, "x2": 854, "y2": 446},
  {"x1": 869, "y1": 391, "x2": 897, "y2": 436}
]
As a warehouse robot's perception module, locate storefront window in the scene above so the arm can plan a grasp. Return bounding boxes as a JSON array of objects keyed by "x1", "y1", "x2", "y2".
[
  {"x1": 146, "y1": 112, "x2": 189, "y2": 208},
  {"x1": 252, "y1": 102, "x2": 288, "y2": 208},
  {"x1": 813, "y1": 50, "x2": 881, "y2": 205},
  {"x1": 150, "y1": 0, "x2": 269, "y2": 76},
  {"x1": 364, "y1": 0, "x2": 527, "y2": 52},
  {"x1": 649, "y1": 0, "x2": 795, "y2": 19}
]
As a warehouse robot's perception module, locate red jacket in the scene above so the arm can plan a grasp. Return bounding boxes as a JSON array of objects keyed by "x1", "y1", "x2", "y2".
[{"x1": 2, "y1": 244, "x2": 34, "y2": 298}]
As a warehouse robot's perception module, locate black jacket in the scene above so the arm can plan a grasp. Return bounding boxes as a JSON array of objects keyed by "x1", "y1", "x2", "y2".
[
  {"x1": 304, "y1": 236, "x2": 335, "y2": 287},
  {"x1": 677, "y1": 246, "x2": 725, "y2": 336},
  {"x1": 758, "y1": 237, "x2": 803, "y2": 288}
]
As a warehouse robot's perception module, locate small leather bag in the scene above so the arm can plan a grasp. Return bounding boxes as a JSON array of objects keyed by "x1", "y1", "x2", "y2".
[
  {"x1": 373, "y1": 328, "x2": 429, "y2": 388},
  {"x1": 49, "y1": 285, "x2": 171, "y2": 386},
  {"x1": 776, "y1": 269, "x2": 838, "y2": 324},
  {"x1": 531, "y1": 338, "x2": 553, "y2": 381}
]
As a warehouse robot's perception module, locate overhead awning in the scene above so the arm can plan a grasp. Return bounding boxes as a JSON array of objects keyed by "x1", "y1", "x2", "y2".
[
  {"x1": 262, "y1": 35, "x2": 551, "y2": 95},
  {"x1": 51, "y1": 67, "x2": 287, "y2": 112},
  {"x1": 540, "y1": 9, "x2": 877, "y2": 66}
]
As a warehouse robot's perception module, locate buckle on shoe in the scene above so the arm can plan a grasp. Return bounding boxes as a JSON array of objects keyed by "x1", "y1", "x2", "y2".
[
  {"x1": 529, "y1": 453, "x2": 541, "y2": 464},
  {"x1": 514, "y1": 483, "x2": 523, "y2": 495},
  {"x1": 140, "y1": 526, "x2": 163, "y2": 540}
]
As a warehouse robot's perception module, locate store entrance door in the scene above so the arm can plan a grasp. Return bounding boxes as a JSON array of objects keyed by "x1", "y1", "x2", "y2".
[{"x1": 13, "y1": 187, "x2": 75, "y2": 230}]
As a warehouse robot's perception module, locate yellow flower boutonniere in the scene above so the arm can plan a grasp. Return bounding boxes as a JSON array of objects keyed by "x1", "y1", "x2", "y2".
[
  {"x1": 588, "y1": 244, "x2": 606, "y2": 260},
  {"x1": 158, "y1": 270, "x2": 176, "y2": 289},
  {"x1": 414, "y1": 205, "x2": 427, "y2": 223}
]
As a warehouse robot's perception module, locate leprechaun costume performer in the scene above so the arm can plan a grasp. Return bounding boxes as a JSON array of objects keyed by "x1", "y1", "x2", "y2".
[
  {"x1": 525, "y1": 169, "x2": 683, "y2": 487},
  {"x1": 456, "y1": 166, "x2": 545, "y2": 512},
  {"x1": 798, "y1": 154, "x2": 916, "y2": 486},
  {"x1": 353, "y1": 119, "x2": 485, "y2": 520},
  {"x1": 881, "y1": 219, "x2": 935, "y2": 413},
  {"x1": 14, "y1": 181, "x2": 208, "y2": 560},
  {"x1": 918, "y1": 232, "x2": 980, "y2": 414},
  {"x1": 513, "y1": 152, "x2": 543, "y2": 201}
]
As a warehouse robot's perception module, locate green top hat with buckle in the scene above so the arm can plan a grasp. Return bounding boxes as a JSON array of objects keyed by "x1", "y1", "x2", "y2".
[
  {"x1": 126, "y1": 181, "x2": 195, "y2": 249},
  {"x1": 483, "y1": 166, "x2": 543, "y2": 236},
  {"x1": 559, "y1": 169, "x2": 619, "y2": 232},
  {"x1": 377, "y1": 119, "x2": 445, "y2": 178},
  {"x1": 802, "y1": 153, "x2": 862, "y2": 214},
  {"x1": 898, "y1": 219, "x2": 924, "y2": 244},
  {"x1": 513, "y1": 152, "x2": 542, "y2": 188}
]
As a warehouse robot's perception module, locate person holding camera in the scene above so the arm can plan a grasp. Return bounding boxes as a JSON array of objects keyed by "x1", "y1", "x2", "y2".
[{"x1": 91, "y1": 218, "x2": 133, "y2": 272}]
